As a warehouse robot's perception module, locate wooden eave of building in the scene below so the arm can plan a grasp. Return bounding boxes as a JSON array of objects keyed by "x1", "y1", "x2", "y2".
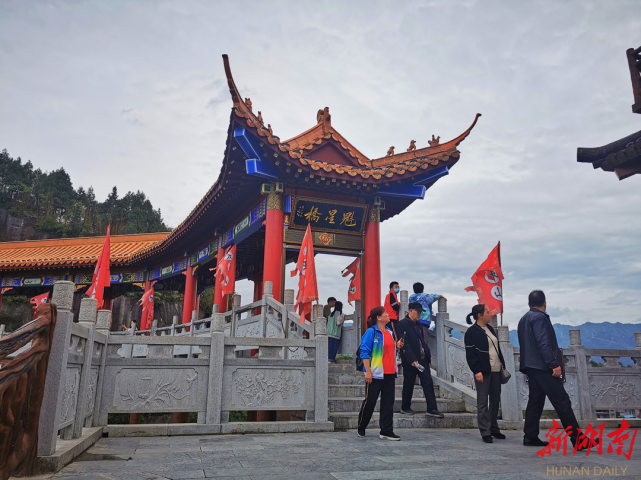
[
  {"x1": 0, "y1": 232, "x2": 169, "y2": 272},
  {"x1": 577, "y1": 129, "x2": 641, "y2": 180},
  {"x1": 129, "y1": 54, "x2": 480, "y2": 264}
]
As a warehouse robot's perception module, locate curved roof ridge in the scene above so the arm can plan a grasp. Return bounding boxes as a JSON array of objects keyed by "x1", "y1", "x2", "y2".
[{"x1": 371, "y1": 113, "x2": 482, "y2": 167}]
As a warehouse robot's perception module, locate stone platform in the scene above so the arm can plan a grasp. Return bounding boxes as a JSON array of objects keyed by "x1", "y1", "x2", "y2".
[{"x1": 22, "y1": 428, "x2": 640, "y2": 480}]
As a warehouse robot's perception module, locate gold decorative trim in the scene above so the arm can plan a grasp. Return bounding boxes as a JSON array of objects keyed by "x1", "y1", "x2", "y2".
[
  {"x1": 266, "y1": 191, "x2": 283, "y2": 211},
  {"x1": 368, "y1": 205, "x2": 380, "y2": 223}
]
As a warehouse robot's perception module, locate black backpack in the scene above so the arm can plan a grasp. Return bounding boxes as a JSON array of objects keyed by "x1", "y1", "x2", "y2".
[{"x1": 355, "y1": 345, "x2": 364, "y2": 371}]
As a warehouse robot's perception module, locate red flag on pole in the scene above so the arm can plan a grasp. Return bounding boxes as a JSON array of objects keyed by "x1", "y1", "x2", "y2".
[
  {"x1": 341, "y1": 257, "x2": 361, "y2": 306},
  {"x1": 86, "y1": 225, "x2": 111, "y2": 309},
  {"x1": 216, "y1": 245, "x2": 237, "y2": 296},
  {"x1": 138, "y1": 286, "x2": 155, "y2": 331},
  {"x1": 465, "y1": 242, "x2": 503, "y2": 315},
  {"x1": 290, "y1": 224, "x2": 318, "y2": 322},
  {"x1": 30, "y1": 292, "x2": 50, "y2": 316}
]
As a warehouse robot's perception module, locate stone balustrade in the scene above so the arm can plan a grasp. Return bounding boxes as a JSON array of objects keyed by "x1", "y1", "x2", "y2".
[{"x1": 37, "y1": 281, "x2": 332, "y2": 456}]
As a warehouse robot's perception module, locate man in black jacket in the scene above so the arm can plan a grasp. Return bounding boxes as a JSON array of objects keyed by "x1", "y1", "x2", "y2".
[
  {"x1": 518, "y1": 290, "x2": 582, "y2": 448},
  {"x1": 396, "y1": 303, "x2": 444, "y2": 418}
]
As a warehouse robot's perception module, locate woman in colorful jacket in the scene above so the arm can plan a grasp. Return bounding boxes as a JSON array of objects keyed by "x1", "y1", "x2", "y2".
[{"x1": 357, "y1": 306, "x2": 404, "y2": 441}]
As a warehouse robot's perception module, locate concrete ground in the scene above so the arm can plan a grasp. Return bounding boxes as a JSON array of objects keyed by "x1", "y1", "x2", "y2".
[{"x1": 28, "y1": 428, "x2": 641, "y2": 480}]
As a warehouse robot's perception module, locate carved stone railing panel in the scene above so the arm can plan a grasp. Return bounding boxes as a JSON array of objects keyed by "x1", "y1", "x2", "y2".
[
  {"x1": 589, "y1": 374, "x2": 641, "y2": 409},
  {"x1": 109, "y1": 367, "x2": 207, "y2": 413},
  {"x1": 444, "y1": 341, "x2": 474, "y2": 390}
]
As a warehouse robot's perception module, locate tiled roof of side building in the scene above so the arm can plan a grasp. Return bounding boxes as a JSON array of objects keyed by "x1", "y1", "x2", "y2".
[{"x1": 0, "y1": 232, "x2": 169, "y2": 270}]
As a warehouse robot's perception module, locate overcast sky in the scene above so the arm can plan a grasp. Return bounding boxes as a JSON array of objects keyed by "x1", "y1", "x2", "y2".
[{"x1": 1, "y1": 1, "x2": 640, "y2": 328}]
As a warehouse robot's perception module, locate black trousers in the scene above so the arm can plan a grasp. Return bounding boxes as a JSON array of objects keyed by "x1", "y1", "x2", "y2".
[
  {"x1": 474, "y1": 371, "x2": 501, "y2": 437},
  {"x1": 358, "y1": 374, "x2": 396, "y2": 435},
  {"x1": 523, "y1": 367, "x2": 580, "y2": 442},
  {"x1": 401, "y1": 358, "x2": 438, "y2": 412}
]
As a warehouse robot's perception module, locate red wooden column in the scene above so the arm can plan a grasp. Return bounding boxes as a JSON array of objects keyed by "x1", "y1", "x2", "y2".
[
  {"x1": 363, "y1": 205, "x2": 381, "y2": 317},
  {"x1": 182, "y1": 264, "x2": 197, "y2": 324},
  {"x1": 214, "y1": 245, "x2": 226, "y2": 312},
  {"x1": 263, "y1": 192, "x2": 283, "y2": 302}
]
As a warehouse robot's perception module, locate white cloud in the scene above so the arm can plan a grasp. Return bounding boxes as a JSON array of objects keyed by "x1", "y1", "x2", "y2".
[{"x1": 1, "y1": 0, "x2": 640, "y2": 330}]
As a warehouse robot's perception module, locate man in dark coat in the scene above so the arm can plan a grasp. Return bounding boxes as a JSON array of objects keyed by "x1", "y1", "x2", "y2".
[
  {"x1": 518, "y1": 290, "x2": 590, "y2": 449},
  {"x1": 396, "y1": 302, "x2": 443, "y2": 418}
]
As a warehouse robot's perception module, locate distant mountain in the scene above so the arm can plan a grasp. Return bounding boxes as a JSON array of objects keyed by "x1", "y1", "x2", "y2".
[
  {"x1": 450, "y1": 321, "x2": 640, "y2": 365},
  {"x1": 508, "y1": 322, "x2": 640, "y2": 366},
  {"x1": 507, "y1": 322, "x2": 639, "y2": 350}
]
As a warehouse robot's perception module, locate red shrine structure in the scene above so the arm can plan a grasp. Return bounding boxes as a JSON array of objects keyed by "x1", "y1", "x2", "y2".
[{"x1": 0, "y1": 55, "x2": 480, "y2": 327}]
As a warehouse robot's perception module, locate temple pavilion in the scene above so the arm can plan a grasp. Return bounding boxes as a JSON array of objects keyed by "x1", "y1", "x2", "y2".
[{"x1": 0, "y1": 55, "x2": 480, "y2": 327}]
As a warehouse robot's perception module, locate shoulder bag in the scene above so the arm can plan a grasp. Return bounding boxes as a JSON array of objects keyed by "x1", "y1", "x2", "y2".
[{"x1": 483, "y1": 327, "x2": 512, "y2": 384}]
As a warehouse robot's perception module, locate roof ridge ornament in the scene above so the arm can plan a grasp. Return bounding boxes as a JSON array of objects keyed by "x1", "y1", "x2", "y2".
[
  {"x1": 428, "y1": 135, "x2": 440, "y2": 147},
  {"x1": 316, "y1": 107, "x2": 331, "y2": 133}
]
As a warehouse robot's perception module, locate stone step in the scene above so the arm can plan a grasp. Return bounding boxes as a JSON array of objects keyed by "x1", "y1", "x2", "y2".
[
  {"x1": 328, "y1": 373, "x2": 440, "y2": 391},
  {"x1": 329, "y1": 412, "x2": 477, "y2": 430},
  {"x1": 328, "y1": 397, "x2": 465, "y2": 414},
  {"x1": 328, "y1": 384, "x2": 433, "y2": 398}
]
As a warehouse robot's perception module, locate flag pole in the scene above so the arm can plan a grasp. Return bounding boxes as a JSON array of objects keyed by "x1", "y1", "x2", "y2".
[{"x1": 499, "y1": 240, "x2": 503, "y2": 326}]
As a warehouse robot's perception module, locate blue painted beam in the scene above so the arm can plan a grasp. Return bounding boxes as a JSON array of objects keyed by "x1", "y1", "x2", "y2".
[
  {"x1": 234, "y1": 127, "x2": 279, "y2": 179},
  {"x1": 246, "y1": 158, "x2": 279, "y2": 179},
  {"x1": 378, "y1": 166, "x2": 449, "y2": 199}
]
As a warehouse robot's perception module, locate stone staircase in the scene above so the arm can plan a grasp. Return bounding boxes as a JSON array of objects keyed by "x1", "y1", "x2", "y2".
[{"x1": 328, "y1": 359, "x2": 477, "y2": 430}]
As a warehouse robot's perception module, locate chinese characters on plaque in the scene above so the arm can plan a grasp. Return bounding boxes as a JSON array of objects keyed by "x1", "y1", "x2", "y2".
[{"x1": 290, "y1": 197, "x2": 368, "y2": 234}]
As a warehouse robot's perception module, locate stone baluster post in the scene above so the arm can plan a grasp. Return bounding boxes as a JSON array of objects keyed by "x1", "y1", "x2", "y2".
[
  {"x1": 171, "y1": 315, "x2": 179, "y2": 336},
  {"x1": 399, "y1": 290, "x2": 409, "y2": 321},
  {"x1": 0, "y1": 324, "x2": 5, "y2": 338},
  {"x1": 38, "y1": 280, "x2": 75, "y2": 456},
  {"x1": 284, "y1": 289, "x2": 295, "y2": 335},
  {"x1": 568, "y1": 329, "x2": 596, "y2": 420},
  {"x1": 489, "y1": 315, "x2": 498, "y2": 329},
  {"x1": 314, "y1": 315, "x2": 328, "y2": 422},
  {"x1": 497, "y1": 326, "x2": 522, "y2": 421},
  {"x1": 354, "y1": 299, "x2": 362, "y2": 346},
  {"x1": 92, "y1": 310, "x2": 111, "y2": 427},
  {"x1": 61, "y1": 297, "x2": 98, "y2": 439},
  {"x1": 213, "y1": 304, "x2": 219, "y2": 314},
  {"x1": 231, "y1": 294, "x2": 241, "y2": 337},
  {"x1": 261, "y1": 281, "x2": 273, "y2": 337},
  {"x1": 206, "y1": 312, "x2": 226, "y2": 425},
  {"x1": 435, "y1": 297, "x2": 448, "y2": 380},
  {"x1": 632, "y1": 333, "x2": 641, "y2": 368}
]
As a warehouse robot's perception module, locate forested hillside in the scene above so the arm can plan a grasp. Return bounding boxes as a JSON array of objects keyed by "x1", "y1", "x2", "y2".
[{"x1": 0, "y1": 149, "x2": 170, "y2": 240}]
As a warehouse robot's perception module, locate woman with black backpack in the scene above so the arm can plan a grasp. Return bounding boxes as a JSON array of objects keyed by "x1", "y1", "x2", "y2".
[{"x1": 356, "y1": 306, "x2": 404, "y2": 440}]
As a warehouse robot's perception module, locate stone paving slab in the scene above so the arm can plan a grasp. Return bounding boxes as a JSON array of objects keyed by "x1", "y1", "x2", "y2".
[{"x1": 26, "y1": 428, "x2": 641, "y2": 480}]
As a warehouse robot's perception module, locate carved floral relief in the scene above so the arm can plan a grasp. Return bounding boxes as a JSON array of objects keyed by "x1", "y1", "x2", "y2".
[
  {"x1": 115, "y1": 368, "x2": 199, "y2": 411},
  {"x1": 590, "y1": 376, "x2": 641, "y2": 408},
  {"x1": 59, "y1": 367, "x2": 80, "y2": 425},
  {"x1": 232, "y1": 370, "x2": 302, "y2": 408}
]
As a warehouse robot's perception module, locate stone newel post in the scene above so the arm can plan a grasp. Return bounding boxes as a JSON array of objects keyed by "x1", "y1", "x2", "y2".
[
  {"x1": 435, "y1": 297, "x2": 448, "y2": 380},
  {"x1": 38, "y1": 280, "x2": 75, "y2": 456},
  {"x1": 568, "y1": 329, "x2": 596, "y2": 420},
  {"x1": 206, "y1": 312, "x2": 226, "y2": 425},
  {"x1": 314, "y1": 316, "x2": 328, "y2": 422},
  {"x1": 399, "y1": 290, "x2": 409, "y2": 320},
  {"x1": 497, "y1": 325, "x2": 522, "y2": 421},
  {"x1": 64, "y1": 297, "x2": 98, "y2": 439}
]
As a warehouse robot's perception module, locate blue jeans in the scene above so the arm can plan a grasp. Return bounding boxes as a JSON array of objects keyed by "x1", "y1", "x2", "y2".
[{"x1": 328, "y1": 337, "x2": 340, "y2": 361}]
